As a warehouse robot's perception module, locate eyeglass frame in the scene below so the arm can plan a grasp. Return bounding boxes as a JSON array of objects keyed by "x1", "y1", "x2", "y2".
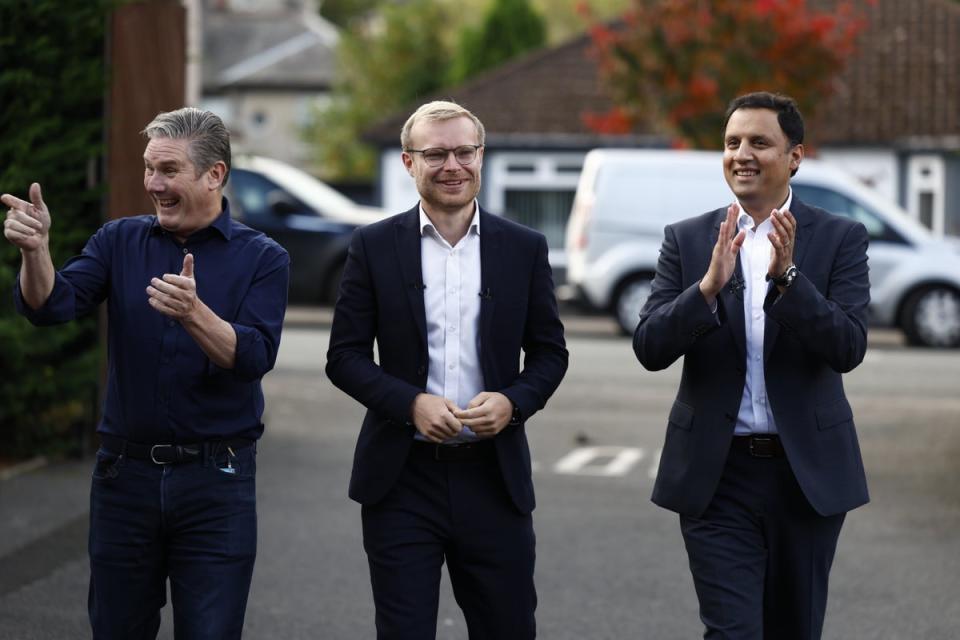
[{"x1": 404, "y1": 144, "x2": 483, "y2": 167}]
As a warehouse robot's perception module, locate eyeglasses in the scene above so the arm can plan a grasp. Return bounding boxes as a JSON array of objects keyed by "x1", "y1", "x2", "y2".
[{"x1": 405, "y1": 145, "x2": 482, "y2": 167}]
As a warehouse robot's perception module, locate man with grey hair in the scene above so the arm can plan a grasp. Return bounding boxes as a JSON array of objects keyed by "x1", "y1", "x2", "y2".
[
  {"x1": 327, "y1": 100, "x2": 568, "y2": 638},
  {"x1": 3, "y1": 107, "x2": 289, "y2": 639}
]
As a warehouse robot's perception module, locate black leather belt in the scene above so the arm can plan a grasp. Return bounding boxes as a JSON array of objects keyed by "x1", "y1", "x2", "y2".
[
  {"x1": 100, "y1": 434, "x2": 254, "y2": 465},
  {"x1": 732, "y1": 434, "x2": 785, "y2": 458},
  {"x1": 411, "y1": 439, "x2": 495, "y2": 462}
]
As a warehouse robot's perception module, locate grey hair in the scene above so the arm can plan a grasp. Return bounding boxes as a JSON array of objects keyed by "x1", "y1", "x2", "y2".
[
  {"x1": 400, "y1": 100, "x2": 486, "y2": 150},
  {"x1": 142, "y1": 107, "x2": 232, "y2": 187}
]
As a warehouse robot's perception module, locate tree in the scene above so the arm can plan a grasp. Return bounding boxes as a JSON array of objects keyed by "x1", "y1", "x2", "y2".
[
  {"x1": 304, "y1": 0, "x2": 454, "y2": 180},
  {"x1": 0, "y1": 0, "x2": 114, "y2": 456},
  {"x1": 580, "y1": 0, "x2": 875, "y2": 148},
  {"x1": 451, "y1": 0, "x2": 547, "y2": 83},
  {"x1": 318, "y1": 0, "x2": 380, "y2": 27}
]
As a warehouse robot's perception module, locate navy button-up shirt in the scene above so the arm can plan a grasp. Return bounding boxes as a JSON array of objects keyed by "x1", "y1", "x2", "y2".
[{"x1": 14, "y1": 199, "x2": 289, "y2": 444}]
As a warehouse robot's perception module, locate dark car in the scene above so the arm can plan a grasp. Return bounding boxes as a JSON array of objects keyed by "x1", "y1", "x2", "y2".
[{"x1": 225, "y1": 155, "x2": 387, "y2": 304}]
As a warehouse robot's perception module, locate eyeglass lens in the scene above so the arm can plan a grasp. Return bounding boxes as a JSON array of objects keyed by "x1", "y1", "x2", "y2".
[{"x1": 422, "y1": 146, "x2": 477, "y2": 166}]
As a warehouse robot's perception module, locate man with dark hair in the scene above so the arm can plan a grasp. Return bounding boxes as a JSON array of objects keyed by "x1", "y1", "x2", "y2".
[
  {"x1": 326, "y1": 100, "x2": 568, "y2": 639},
  {"x1": 2, "y1": 107, "x2": 289, "y2": 639},
  {"x1": 634, "y1": 91, "x2": 870, "y2": 639}
]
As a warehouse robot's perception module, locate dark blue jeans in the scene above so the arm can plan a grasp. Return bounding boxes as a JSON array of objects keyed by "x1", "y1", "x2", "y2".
[{"x1": 88, "y1": 443, "x2": 257, "y2": 639}]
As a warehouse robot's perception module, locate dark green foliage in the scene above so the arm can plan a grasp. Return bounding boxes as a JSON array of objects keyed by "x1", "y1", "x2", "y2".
[
  {"x1": 318, "y1": 0, "x2": 380, "y2": 27},
  {"x1": 306, "y1": 0, "x2": 454, "y2": 180},
  {"x1": 0, "y1": 0, "x2": 113, "y2": 457},
  {"x1": 451, "y1": 0, "x2": 546, "y2": 83}
]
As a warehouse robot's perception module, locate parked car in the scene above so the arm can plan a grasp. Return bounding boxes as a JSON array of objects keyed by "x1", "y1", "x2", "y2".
[
  {"x1": 564, "y1": 149, "x2": 960, "y2": 347},
  {"x1": 225, "y1": 155, "x2": 387, "y2": 304}
]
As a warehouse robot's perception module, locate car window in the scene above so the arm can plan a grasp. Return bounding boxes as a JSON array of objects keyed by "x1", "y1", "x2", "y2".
[
  {"x1": 792, "y1": 184, "x2": 907, "y2": 244},
  {"x1": 229, "y1": 169, "x2": 310, "y2": 219}
]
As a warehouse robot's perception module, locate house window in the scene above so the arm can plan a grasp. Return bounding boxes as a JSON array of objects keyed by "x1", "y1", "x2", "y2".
[
  {"x1": 486, "y1": 152, "x2": 585, "y2": 250},
  {"x1": 503, "y1": 189, "x2": 576, "y2": 249}
]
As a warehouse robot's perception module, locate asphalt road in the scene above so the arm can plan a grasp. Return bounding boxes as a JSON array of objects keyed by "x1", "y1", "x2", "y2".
[{"x1": 1, "y1": 319, "x2": 958, "y2": 639}]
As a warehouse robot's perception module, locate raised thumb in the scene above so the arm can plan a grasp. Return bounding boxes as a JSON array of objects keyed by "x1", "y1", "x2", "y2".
[
  {"x1": 181, "y1": 253, "x2": 195, "y2": 278},
  {"x1": 29, "y1": 183, "x2": 45, "y2": 211}
]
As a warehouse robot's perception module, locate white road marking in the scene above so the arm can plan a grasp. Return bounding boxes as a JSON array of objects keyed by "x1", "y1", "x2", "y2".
[
  {"x1": 553, "y1": 446, "x2": 645, "y2": 477},
  {"x1": 648, "y1": 448, "x2": 661, "y2": 479}
]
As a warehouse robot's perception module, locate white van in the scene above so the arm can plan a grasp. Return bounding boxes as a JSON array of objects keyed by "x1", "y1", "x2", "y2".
[{"x1": 564, "y1": 149, "x2": 960, "y2": 347}]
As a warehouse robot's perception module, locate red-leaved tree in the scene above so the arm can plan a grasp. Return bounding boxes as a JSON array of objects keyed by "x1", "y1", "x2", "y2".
[{"x1": 580, "y1": 0, "x2": 875, "y2": 147}]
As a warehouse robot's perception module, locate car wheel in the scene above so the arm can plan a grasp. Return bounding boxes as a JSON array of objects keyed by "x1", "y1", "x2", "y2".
[
  {"x1": 900, "y1": 285, "x2": 960, "y2": 348},
  {"x1": 614, "y1": 276, "x2": 653, "y2": 335}
]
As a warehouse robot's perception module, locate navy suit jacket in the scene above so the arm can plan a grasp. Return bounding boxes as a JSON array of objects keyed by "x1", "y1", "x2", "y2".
[
  {"x1": 326, "y1": 205, "x2": 568, "y2": 514},
  {"x1": 634, "y1": 197, "x2": 870, "y2": 518}
]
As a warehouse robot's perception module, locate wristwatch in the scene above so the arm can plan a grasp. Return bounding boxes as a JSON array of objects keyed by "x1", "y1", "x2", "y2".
[{"x1": 767, "y1": 264, "x2": 798, "y2": 288}]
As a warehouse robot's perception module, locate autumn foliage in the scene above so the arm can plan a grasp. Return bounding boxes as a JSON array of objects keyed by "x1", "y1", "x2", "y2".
[{"x1": 580, "y1": 0, "x2": 874, "y2": 147}]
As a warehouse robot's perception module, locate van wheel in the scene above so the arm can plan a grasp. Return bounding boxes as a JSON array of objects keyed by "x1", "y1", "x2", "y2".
[
  {"x1": 614, "y1": 276, "x2": 653, "y2": 335},
  {"x1": 900, "y1": 285, "x2": 960, "y2": 348}
]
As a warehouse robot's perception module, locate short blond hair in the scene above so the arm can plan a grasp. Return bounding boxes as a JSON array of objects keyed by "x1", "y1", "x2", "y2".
[{"x1": 400, "y1": 100, "x2": 486, "y2": 150}]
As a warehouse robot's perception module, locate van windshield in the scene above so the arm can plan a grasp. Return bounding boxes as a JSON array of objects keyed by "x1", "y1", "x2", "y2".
[
  {"x1": 792, "y1": 184, "x2": 906, "y2": 244},
  {"x1": 594, "y1": 162, "x2": 729, "y2": 229}
]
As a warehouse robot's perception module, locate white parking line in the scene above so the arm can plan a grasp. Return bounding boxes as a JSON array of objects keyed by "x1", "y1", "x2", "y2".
[
  {"x1": 648, "y1": 448, "x2": 661, "y2": 479},
  {"x1": 553, "y1": 446, "x2": 645, "y2": 477}
]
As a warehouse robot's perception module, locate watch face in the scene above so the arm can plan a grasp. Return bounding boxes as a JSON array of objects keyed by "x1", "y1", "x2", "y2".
[{"x1": 784, "y1": 265, "x2": 798, "y2": 286}]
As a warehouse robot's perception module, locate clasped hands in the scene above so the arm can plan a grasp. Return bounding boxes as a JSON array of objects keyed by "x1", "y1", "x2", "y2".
[
  {"x1": 699, "y1": 203, "x2": 797, "y2": 306},
  {"x1": 412, "y1": 391, "x2": 513, "y2": 443}
]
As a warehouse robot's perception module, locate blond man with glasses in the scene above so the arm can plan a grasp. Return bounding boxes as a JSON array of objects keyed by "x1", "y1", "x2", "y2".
[{"x1": 326, "y1": 100, "x2": 568, "y2": 639}]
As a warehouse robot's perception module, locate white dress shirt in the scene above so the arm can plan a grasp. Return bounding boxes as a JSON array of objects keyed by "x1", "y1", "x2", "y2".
[
  {"x1": 733, "y1": 190, "x2": 793, "y2": 436},
  {"x1": 417, "y1": 203, "x2": 484, "y2": 443}
]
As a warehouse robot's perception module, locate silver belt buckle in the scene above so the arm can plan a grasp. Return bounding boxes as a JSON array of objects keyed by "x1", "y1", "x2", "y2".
[{"x1": 150, "y1": 444, "x2": 174, "y2": 464}]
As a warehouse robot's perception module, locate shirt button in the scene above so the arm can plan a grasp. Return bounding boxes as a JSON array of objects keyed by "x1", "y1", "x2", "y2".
[
  {"x1": 182, "y1": 247, "x2": 189, "y2": 254},
  {"x1": 448, "y1": 325, "x2": 456, "y2": 333},
  {"x1": 448, "y1": 363, "x2": 456, "y2": 370}
]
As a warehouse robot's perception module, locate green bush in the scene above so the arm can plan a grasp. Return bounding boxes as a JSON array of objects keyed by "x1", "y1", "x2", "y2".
[{"x1": 0, "y1": 0, "x2": 114, "y2": 457}]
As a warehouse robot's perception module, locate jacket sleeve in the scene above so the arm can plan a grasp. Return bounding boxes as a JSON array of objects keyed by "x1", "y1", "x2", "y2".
[
  {"x1": 325, "y1": 229, "x2": 424, "y2": 424},
  {"x1": 498, "y1": 234, "x2": 569, "y2": 421},
  {"x1": 633, "y1": 224, "x2": 721, "y2": 371},
  {"x1": 763, "y1": 221, "x2": 870, "y2": 373}
]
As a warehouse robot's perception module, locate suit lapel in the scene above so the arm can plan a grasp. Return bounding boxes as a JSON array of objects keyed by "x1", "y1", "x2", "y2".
[
  {"x1": 713, "y1": 212, "x2": 747, "y2": 362},
  {"x1": 763, "y1": 198, "x2": 815, "y2": 362},
  {"x1": 478, "y1": 209, "x2": 501, "y2": 357},
  {"x1": 394, "y1": 207, "x2": 428, "y2": 346}
]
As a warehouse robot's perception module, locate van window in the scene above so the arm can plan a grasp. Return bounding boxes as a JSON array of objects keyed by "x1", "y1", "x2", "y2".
[
  {"x1": 792, "y1": 184, "x2": 907, "y2": 244},
  {"x1": 594, "y1": 162, "x2": 727, "y2": 228}
]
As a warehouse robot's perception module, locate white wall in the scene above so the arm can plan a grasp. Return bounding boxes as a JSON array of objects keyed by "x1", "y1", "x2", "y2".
[
  {"x1": 817, "y1": 148, "x2": 899, "y2": 203},
  {"x1": 381, "y1": 148, "x2": 420, "y2": 213}
]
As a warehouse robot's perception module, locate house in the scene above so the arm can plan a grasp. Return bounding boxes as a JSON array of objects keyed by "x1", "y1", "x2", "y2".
[
  {"x1": 198, "y1": 0, "x2": 338, "y2": 167},
  {"x1": 366, "y1": 0, "x2": 960, "y2": 253}
]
